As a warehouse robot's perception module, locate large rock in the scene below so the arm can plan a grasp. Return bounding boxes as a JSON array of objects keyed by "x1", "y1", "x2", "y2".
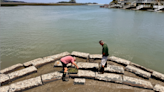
[
  {"x1": 71, "y1": 51, "x2": 89, "y2": 58},
  {"x1": 153, "y1": 84, "x2": 164, "y2": 92},
  {"x1": 77, "y1": 62, "x2": 99, "y2": 69},
  {"x1": 105, "y1": 65, "x2": 124, "y2": 74},
  {"x1": 41, "y1": 72, "x2": 63, "y2": 84},
  {"x1": 0, "y1": 86, "x2": 10, "y2": 92},
  {"x1": 23, "y1": 58, "x2": 43, "y2": 67},
  {"x1": 8, "y1": 66, "x2": 37, "y2": 81},
  {"x1": 32, "y1": 56, "x2": 54, "y2": 68},
  {"x1": 89, "y1": 54, "x2": 102, "y2": 59},
  {"x1": 0, "y1": 63, "x2": 23, "y2": 74},
  {"x1": 74, "y1": 78, "x2": 85, "y2": 85},
  {"x1": 54, "y1": 60, "x2": 77, "y2": 67},
  {"x1": 78, "y1": 70, "x2": 95, "y2": 78},
  {"x1": 152, "y1": 71, "x2": 164, "y2": 81},
  {"x1": 125, "y1": 65, "x2": 151, "y2": 79},
  {"x1": 123, "y1": 76, "x2": 153, "y2": 89},
  {"x1": 0, "y1": 74, "x2": 10, "y2": 85},
  {"x1": 130, "y1": 62, "x2": 153, "y2": 73},
  {"x1": 49, "y1": 51, "x2": 71, "y2": 60},
  {"x1": 109, "y1": 56, "x2": 130, "y2": 65},
  {"x1": 9, "y1": 76, "x2": 42, "y2": 92},
  {"x1": 95, "y1": 73, "x2": 122, "y2": 83}
]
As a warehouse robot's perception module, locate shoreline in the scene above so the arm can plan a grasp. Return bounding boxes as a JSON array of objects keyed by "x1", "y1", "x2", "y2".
[
  {"x1": 0, "y1": 2, "x2": 87, "y2": 6},
  {"x1": 0, "y1": 51, "x2": 164, "y2": 92}
]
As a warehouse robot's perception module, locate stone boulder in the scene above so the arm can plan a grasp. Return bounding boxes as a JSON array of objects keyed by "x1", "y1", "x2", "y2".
[
  {"x1": 0, "y1": 74, "x2": 10, "y2": 85},
  {"x1": 123, "y1": 76, "x2": 153, "y2": 89},
  {"x1": 130, "y1": 62, "x2": 153, "y2": 73},
  {"x1": 77, "y1": 62, "x2": 99, "y2": 69},
  {"x1": 0, "y1": 63, "x2": 23, "y2": 74},
  {"x1": 153, "y1": 84, "x2": 164, "y2": 92},
  {"x1": 71, "y1": 51, "x2": 89, "y2": 58},
  {"x1": 125, "y1": 65, "x2": 151, "y2": 79},
  {"x1": 78, "y1": 70, "x2": 96, "y2": 79},
  {"x1": 8, "y1": 66, "x2": 37, "y2": 81},
  {"x1": 89, "y1": 54, "x2": 102, "y2": 59},
  {"x1": 105, "y1": 65, "x2": 124, "y2": 74},
  {"x1": 49, "y1": 51, "x2": 71, "y2": 60},
  {"x1": 41, "y1": 71, "x2": 63, "y2": 84},
  {"x1": 109, "y1": 56, "x2": 130, "y2": 65},
  {"x1": 95, "y1": 73, "x2": 122, "y2": 83},
  {"x1": 23, "y1": 58, "x2": 43, "y2": 67},
  {"x1": 152, "y1": 71, "x2": 164, "y2": 81},
  {"x1": 9, "y1": 76, "x2": 42, "y2": 92},
  {"x1": 32, "y1": 56, "x2": 54, "y2": 68},
  {"x1": 74, "y1": 78, "x2": 85, "y2": 85},
  {"x1": 0, "y1": 86, "x2": 10, "y2": 92}
]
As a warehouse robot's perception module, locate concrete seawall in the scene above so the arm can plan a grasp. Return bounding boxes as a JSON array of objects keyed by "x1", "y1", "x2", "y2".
[{"x1": 0, "y1": 51, "x2": 164, "y2": 92}]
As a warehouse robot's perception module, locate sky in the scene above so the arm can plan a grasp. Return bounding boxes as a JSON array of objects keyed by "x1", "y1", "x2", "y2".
[{"x1": 12, "y1": 0, "x2": 111, "y2": 4}]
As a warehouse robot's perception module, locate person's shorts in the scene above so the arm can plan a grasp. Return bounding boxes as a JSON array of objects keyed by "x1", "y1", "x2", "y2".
[
  {"x1": 101, "y1": 56, "x2": 108, "y2": 66},
  {"x1": 61, "y1": 61, "x2": 67, "y2": 68}
]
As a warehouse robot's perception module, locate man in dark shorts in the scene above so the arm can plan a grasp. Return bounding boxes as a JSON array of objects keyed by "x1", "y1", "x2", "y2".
[
  {"x1": 99, "y1": 40, "x2": 109, "y2": 74},
  {"x1": 60, "y1": 56, "x2": 79, "y2": 81}
]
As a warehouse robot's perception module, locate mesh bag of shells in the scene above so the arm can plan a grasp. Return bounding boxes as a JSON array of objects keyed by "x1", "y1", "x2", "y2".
[{"x1": 68, "y1": 68, "x2": 78, "y2": 74}]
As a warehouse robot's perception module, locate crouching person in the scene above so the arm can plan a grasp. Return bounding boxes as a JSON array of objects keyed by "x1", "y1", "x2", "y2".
[{"x1": 60, "y1": 56, "x2": 79, "y2": 81}]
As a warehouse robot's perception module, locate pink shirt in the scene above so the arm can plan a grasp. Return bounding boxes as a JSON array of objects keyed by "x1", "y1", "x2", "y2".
[{"x1": 60, "y1": 56, "x2": 75, "y2": 64}]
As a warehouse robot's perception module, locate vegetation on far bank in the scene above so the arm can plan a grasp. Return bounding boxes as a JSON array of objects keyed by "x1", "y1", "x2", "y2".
[{"x1": 0, "y1": 0, "x2": 99, "y2": 6}]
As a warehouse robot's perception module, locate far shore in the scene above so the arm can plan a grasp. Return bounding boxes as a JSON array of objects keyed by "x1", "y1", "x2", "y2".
[{"x1": 0, "y1": 2, "x2": 87, "y2": 6}]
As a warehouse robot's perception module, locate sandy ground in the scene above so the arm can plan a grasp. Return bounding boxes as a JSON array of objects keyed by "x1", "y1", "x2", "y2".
[
  {"x1": 24, "y1": 79, "x2": 153, "y2": 92},
  {"x1": 4, "y1": 57, "x2": 164, "y2": 92}
]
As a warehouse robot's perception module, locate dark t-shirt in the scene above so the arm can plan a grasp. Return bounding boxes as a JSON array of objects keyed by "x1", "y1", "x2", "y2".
[{"x1": 102, "y1": 43, "x2": 109, "y2": 56}]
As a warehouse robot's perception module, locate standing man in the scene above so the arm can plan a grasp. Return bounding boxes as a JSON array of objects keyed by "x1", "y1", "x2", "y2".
[
  {"x1": 99, "y1": 40, "x2": 109, "y2": 74},
  {"x1": 60, "y1": 56, "x2": 79, "y2": 81}
]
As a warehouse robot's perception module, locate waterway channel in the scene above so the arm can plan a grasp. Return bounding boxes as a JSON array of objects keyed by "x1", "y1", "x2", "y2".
[{"x1": 0, "y1": 5, "x2": 164, "y2": 73}]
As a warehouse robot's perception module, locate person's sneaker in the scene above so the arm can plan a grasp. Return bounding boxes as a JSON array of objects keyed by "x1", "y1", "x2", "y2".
[
  {"x1": 102, "y1": 71, "x2": 104, "y2": 74},
  {"x1": 98, "y1": 71, "x2": 104, "y2": 74},
  {"x1": 62, "y1": 77, "x2": 69, "y2": 82}
]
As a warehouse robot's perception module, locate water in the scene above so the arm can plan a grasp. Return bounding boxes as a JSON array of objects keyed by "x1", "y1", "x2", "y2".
[{"x1": 0, "y1": 5, "x2": 164, "y2": 73}]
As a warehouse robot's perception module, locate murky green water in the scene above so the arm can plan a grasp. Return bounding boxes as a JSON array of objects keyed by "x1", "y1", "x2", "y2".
[{"x1": 0, "y1": 5, "x2": 164, "y2": 73}]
